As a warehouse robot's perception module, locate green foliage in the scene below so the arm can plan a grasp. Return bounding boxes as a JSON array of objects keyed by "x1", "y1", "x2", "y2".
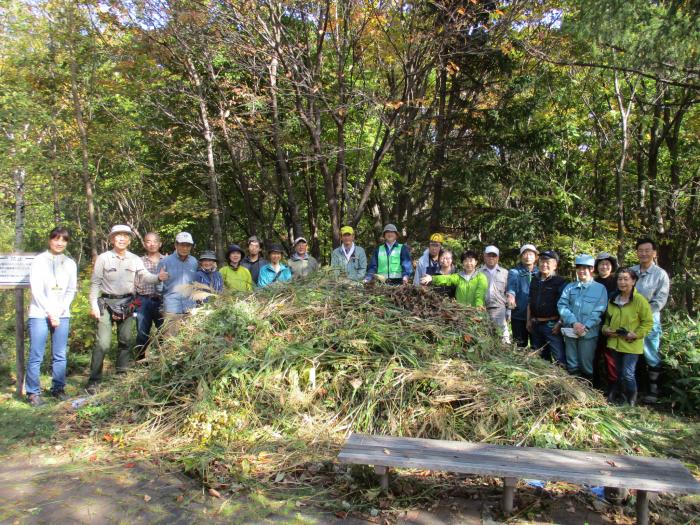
[
  {"x1": 68, "y1": 274, "x2": 97, "y2": 354},
  {"x1": 661, "y1": 313, "x2": 700, "y2": 414}
]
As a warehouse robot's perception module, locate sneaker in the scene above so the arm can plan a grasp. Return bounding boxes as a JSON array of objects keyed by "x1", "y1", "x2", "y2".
[
  {"x1": 85, "y1": 383, "x2": 99, "y2": 395},
  {"x1": 27, "y1": 393, "x2": 45, "y2": 407},
  {"x1": 51, "y1": 389, "x2": 70, "y2": 401}
]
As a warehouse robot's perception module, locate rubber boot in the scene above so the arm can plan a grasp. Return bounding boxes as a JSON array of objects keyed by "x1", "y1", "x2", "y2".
[
  {"x1": 626, "y1": 390, "x2": 638, "y2": 407},
  {"x1": 642, "y1": 367, "x2": 661, "y2": 404},
  {"x1": 606, "y1": 384, "x2": 619, "y2": 404}
]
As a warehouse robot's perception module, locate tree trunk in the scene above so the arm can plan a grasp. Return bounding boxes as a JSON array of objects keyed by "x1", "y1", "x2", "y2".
[
  {"x1": 68, "y1": 25, "x2": 98, "y2": 262},
  {"x1": 613, "y1": 72, "x2": 634, "y2": 264},
  {"x1": 268, "y1": 55, "x2": 303, "y2": 241},
  {"x1": 185, "y1": 58, "x2": 225, "y2": 262}
]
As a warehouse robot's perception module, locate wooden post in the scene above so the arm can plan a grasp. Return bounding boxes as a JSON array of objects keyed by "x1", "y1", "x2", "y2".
[
  {"x1": 636, "y1": 490, "x2": 649, "y2": 525},
  {"x1": 15, "y1": 287, "x2": 25, "y2": 398},
  {"x1": 501, "y1": 477, "x2": 517, "y2": 515},
  {"x1": 374, "y1": 465, "x2": 389, "y2": 493}
]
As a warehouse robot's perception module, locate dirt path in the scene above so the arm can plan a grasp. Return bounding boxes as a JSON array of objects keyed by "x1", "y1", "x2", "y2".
[{"x1": 1, "y1": 376, "x2": 696, "y2": 524}]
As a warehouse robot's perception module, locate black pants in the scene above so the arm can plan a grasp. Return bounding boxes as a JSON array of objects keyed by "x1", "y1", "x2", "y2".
[{"x1": 511, "y1": 318, "x2": 531, "y2": 348}]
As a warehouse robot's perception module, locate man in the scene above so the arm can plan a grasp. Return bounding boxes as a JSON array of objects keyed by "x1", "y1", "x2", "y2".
[
  {"x1": 157, "y1": 232, "x2": 198, "y2": 336},
  {"x1": 330, "y1": 226, "x2": 367, "y2": 281},
  {"x1": 241, "y1": 235, "x2": 268, "y2": 286},
  {"x1": 413, "y1": 233, "x2": 444, "y2": 286},
  {"x1": 288, "y1": 237, "x2": 320, "y2": 278},
  {"x1": 479, "y1": 245, "x2": 510, "y2": 343},
  {"x1": 220, "y1": 244, "x2": 253, "y2": 291},
  {"x1": 365, "y1": 224, "x2": 412, "y2": 285},
  {"x1": 88, "y1": 225, "x2": 168, "y2": 392},
  {"x1": 134, "y1": 232, "x2": 164, "y2": 361},
  {"x1": 630, "y1": 237, "x2": 670, "y2": 403},
  {"x1": 507, "y1": 244, "x2": 540, "y2": 347},
  {"x1": 527, "y1": 250, "x2": 567, "y2": 364}
]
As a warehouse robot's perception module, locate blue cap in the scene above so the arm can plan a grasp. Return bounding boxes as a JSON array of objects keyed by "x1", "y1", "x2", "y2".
[{"x1": 575, "y1": 254, "x2": 595, "y2": 267}]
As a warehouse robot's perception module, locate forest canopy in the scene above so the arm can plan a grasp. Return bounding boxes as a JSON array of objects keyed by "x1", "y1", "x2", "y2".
[{"x1": 2, "y1": 0, "x2": 699, "y2": 308}]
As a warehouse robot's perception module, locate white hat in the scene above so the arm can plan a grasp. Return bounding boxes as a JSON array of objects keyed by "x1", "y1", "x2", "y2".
[
  {"x1": 175, "y1": 232, "x2": 194, "y2": 244},
  {"x1": 519, "y1": 243, "x2": 539, "y2": 255},
  {"x1": 109, "y1": 224, "x2": 133, "y2": 237},
  {"x1": 484, "y1": 245, "x2": 500, "y2": 256},
  {"x1": 293, "y1": 237, "x2": 308, "y2": 245}
]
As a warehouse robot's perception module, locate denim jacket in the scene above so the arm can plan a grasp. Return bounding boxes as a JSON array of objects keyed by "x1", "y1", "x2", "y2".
[
  {"x1": 507, "y1": 264, "x2": 539, "y2": 321},
  {"x1": 557, "y1": 280, "x2": 608, "y2": 339}
]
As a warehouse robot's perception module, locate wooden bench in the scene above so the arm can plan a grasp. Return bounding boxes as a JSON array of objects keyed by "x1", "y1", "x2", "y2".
[{"x1": 338, "y1": 433, "x2": 700, "y2": 525}]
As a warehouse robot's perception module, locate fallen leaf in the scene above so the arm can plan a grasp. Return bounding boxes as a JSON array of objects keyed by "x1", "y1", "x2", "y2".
[
  {"x1": 124, "y1": 462, "x2": 136, "y2": 468},
  {"x1": 274, "y1": 472, "x2": 285, "y2": 483},
  {"x1": 144, "y1": 494, "x2": 151, "y2": 502},
  {"x1": 176, "y1": 494, "x2": 184, "y2": 503},
  {"x1": 605, "y1": 460, "x2": 618, "y2": 468},
  {"x1": 383, "y1": 448, "x2": 391, "y2": 455},
  {"x1": 208, "y1": 488, "x2": 222, "y2": 498}
]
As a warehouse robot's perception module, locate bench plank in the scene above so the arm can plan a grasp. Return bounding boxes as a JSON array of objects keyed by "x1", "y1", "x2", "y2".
[{"x1": 338, "y1": 434, "x2": 700, "y2": 494}]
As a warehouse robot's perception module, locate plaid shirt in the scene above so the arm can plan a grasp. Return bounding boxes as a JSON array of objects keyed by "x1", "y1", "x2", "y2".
[{"x1": 135, "y1": 254, "x2": 163, "y2": 296}]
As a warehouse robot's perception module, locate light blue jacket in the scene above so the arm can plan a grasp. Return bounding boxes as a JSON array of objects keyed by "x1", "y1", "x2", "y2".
[
  {"x1": 258, "y1": 263, "x2": 292, "y2": 288},
  {"x1": 330, "y1": 244, "x2": 367, "y2": 281},
  {"x1": 157, "y1": 253, "x2": 198, "y2": 314},
  {"x1": 557, "y1": 280, "x2": 608, "y2": 339}
]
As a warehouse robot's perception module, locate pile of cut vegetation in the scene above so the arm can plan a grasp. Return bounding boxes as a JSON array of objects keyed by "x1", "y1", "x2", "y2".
[{"x1": 101, "y1": 272, "x2": 686, "y2": 491}]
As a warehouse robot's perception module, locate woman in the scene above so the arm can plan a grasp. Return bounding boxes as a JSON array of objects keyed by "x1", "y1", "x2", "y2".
[
  {"x1": 258, "y1": 244, "x2": 292, "y2": 287},
  {"x1": 432, "y1": 249, "x2": 457, "y2": 298},
  {"x1": 194, "y1": 251, "x2": 223, "y2": 301},
  {"x1": 601, "y1": 268, "x2": 654, "y2": 406},
  {"x1": 557, "y1": 254, "x2": 608, "y2": 380},
  {"x1": 594, "y1": 252, "x2": 618, "y2": 295},
  {"x1": 421, "y1": 250, "x2": 487, "y2": 307},
  {"x1": 220, "y1": 244, "x2": 253, "y2": 291},
  {"x1": 594, "y1": 252, "x2": 619, "y2": 393},
  {"x1": 26, "y1": 227, "x2": 77, "y2": 406}
]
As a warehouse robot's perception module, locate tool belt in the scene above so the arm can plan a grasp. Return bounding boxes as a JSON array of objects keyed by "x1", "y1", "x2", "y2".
[{"x1": 98, "y1": 294, "x2": 136, "y2": 321}]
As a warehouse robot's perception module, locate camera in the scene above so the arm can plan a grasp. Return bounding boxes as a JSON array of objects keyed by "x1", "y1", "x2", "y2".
[{"x1": 615, "y1": 327, "x2": 629, "y2": 336}]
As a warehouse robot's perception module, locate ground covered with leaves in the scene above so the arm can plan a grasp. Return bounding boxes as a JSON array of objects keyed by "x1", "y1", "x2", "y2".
[{"x1": 75, "y1": 272, "x2": 700, "y2": 522}]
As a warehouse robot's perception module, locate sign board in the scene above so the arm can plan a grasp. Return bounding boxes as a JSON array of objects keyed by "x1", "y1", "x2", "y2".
[{"x1": 0, "y1": 253, "x2": 37, "y2": 288}]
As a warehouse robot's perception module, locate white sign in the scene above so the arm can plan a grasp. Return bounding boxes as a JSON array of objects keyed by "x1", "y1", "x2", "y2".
[{"x1": 0, "y1": 253, "x2": 37, "y2": 288}]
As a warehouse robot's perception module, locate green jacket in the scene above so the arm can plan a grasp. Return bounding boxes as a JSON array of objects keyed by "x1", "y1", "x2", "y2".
[
  {"x1": 220, "y1": 265, "x2": 253, "y2": 292},
  {"x1": 432, "y1": 272, "x2": 487, "y2": 307},
  {"x1": 602, "y1": 290, "x2": 654, "y2": 355}
]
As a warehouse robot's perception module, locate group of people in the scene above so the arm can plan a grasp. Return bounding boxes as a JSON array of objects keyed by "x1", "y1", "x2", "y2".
[{"x1": 25, "y1": 223, "x2": 669, "y2": 409}]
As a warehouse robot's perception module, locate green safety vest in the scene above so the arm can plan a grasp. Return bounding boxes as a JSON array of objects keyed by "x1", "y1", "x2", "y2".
[{"x1": 377, "y1": 243, "x2": 403, "y2": 279}]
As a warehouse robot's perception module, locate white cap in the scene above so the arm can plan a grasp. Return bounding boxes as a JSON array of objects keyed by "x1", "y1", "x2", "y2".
[
  {"x1": 109, "y1": 224, "x2": 133, "y2": 237},
  {"x1": 175, "y1": 232, "x2": 194, "y2": 244},
  {"x1": 293, "y1": 237, "x2": 308, "y2": 245},
  {"x1": 519, "y1": 243, "x2": 539, "y2": 255},
  {"x1": 484, "y1": 245, "x2": 499, "y2": 256}
]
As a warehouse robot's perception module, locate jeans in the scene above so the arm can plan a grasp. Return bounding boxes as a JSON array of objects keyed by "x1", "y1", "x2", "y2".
[
  {"x1": 613, "y1": 350, "x2": 639, "y2": 393},
  {"x1": 530, "y1": 321, "x2": 565, "y2": 364},
  {"x1": 89, "y1": 312, "x2": 136, "y2": 384},
  {"x1": 511, "y1": 318, "x2": 531, "y2": 348},
  {"x1": 26, "y1": 317, "x2": 70, "y2": 395},
  {"x1": 643, "y1": 311, "x2": 662, "y2": 368},
  {"x1": 564, "y1": 336, "x2": 598, "y2": 376},
  {"x1": 135, "y1": 296, "x2": 163, "y2": 360}
]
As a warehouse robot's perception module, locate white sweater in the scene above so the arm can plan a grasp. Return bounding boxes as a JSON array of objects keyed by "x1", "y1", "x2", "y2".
[{"x1": 28, "y1": 251, "x2": 78, "y2": 319}]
